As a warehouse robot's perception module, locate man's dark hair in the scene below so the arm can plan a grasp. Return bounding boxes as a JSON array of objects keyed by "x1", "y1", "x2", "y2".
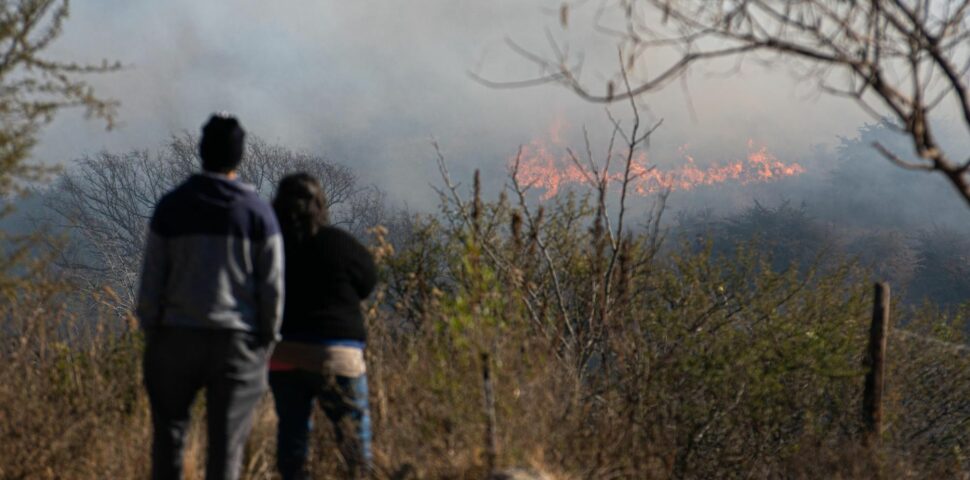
[
  {"x1": 199, "y1": 114, "x2": 245, "y2": 173},
  {"x1": 273, "y1": 172, "x2": 330, "y2": 243}
]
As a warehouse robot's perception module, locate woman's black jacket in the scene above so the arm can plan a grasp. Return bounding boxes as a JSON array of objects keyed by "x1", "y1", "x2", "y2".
[{"x1": 279, "y1": 226, "x2": 377, "y2": 342}]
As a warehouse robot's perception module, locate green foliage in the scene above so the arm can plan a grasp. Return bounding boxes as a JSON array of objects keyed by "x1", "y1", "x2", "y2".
[
  {"x1": 4, "y1": 158, "x2": 970, "y2": 478},
  {"x1": 2, "y1": 167, "x2": 969, "y2": 478},
  {"x1": 676, "y1": 197, "x2": 970, "y2": 311},
  {"x1": 366, "y1": 175, "x2": 970, "y2": 477},
  {"x1": 909, "y1": 228, "x2": 970, "y2": 307}
]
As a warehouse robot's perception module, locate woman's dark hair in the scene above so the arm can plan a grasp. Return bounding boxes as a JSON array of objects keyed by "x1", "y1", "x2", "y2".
[{"x1": 273, "y1": 173, "x2": 330, "y2": 243}]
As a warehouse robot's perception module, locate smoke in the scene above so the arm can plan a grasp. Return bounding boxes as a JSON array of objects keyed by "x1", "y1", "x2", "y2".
[{"x1": 24, "y1": 0, "x2": 969, "y2": 223}]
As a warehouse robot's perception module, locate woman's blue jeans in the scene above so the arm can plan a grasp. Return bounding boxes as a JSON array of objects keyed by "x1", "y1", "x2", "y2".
[{"x1": 269, "y1": 370, "x2": 372, "y2": 479}]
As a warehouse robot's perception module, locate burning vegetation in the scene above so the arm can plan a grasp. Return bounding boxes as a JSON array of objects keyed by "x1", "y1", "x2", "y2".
[{"x1": 512, "y1": 122, "x2": 805, "y2": 199}]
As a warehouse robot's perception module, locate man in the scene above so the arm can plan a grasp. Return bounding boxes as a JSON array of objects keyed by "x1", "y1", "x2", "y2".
[{"x1": 136, "y1": 114, "x2": 284, "y2": 480}]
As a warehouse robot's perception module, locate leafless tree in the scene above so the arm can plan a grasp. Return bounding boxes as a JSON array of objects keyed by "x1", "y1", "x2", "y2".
[
  {"x1": 40, "y1": 135, "x2": 388, "y2": 311},
  {"x1": 480, "y1": 0, "x2": 970, "y2": 206}
]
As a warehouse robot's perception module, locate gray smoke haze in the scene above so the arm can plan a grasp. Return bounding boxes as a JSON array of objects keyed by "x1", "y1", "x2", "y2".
[{"x1": 27, "y1": 0, "x2": 969, "y2": 221}]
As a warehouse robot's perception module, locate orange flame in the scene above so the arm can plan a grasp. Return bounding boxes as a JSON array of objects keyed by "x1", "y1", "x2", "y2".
[{"x1": 512, "y1": 127, "x2": 805, "y2": 200}]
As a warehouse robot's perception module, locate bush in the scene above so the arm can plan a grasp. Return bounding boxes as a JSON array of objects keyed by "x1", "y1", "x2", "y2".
[{"x1": 2, "y1": 171, "x2": 968, "y2": 479}]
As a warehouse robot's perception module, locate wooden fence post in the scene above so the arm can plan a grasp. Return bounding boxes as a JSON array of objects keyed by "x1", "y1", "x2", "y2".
[{"x1": 863, "y1": 282, "x2": 890, "y2": 447}]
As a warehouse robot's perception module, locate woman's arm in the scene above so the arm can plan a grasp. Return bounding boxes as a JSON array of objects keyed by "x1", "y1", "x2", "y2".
[{"x1": 344, "y1": 232, "x2": 377, "y2": 300}]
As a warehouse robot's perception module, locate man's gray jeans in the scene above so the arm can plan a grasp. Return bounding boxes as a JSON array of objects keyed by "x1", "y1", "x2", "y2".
[{"x1": 143, "y1": 327, "x2": 270, "y2": 480}]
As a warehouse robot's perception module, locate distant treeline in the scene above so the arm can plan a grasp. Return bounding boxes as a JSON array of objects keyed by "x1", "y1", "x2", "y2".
[{"x1": 674, "y1": 200, "x2": 970, "y2": 309}]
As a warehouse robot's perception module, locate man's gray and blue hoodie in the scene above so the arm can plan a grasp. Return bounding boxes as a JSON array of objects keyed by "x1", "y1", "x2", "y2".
[{"x1": 136, "y1": 173, "x2": 284, "y2": 339}]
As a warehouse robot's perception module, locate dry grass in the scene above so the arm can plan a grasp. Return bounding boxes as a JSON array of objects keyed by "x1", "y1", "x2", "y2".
[
  {"x1": 1, "y1": 292, "x2": 967, "y2": 479},
  {"x1": 2, "y1": 201, "x2": 969, "y2": 479}
]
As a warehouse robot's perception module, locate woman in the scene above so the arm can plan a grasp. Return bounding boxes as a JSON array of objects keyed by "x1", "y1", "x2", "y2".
[{"x1": 270, "y1": 172, "x2": 377, "y2": 479}]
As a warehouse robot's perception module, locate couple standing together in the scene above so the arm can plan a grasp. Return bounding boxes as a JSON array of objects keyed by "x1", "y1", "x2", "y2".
[{"x1": 136, "y1": 114, "x2": 375, "y2": 480}]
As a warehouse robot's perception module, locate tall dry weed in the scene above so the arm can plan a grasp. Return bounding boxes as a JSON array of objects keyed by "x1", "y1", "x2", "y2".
[{"x1": 1, "y1": 182, "x2": 968, "y2": 479}]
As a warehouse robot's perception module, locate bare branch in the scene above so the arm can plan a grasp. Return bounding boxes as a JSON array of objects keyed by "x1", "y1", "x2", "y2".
[
  {"x1": 492, "y1": 0, "x2": 970, "y2": 206},
  {"x1": 873, "y1": 141, "x2": 934, "y2": 171}
]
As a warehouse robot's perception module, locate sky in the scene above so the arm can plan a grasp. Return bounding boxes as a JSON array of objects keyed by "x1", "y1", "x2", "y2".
[{"x1": 31, "y1": 0, "x2": 963, "y2": 216}]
